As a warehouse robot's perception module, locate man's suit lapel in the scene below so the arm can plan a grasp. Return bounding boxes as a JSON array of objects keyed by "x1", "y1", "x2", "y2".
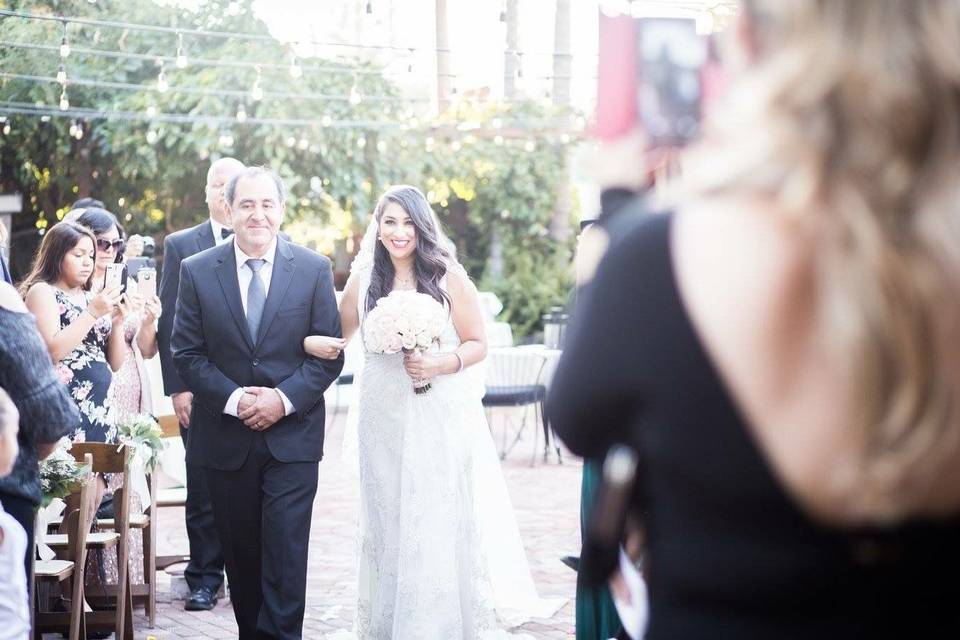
[
  {"x1": 195, "y1": 220, "x2": 215, "y2": 254},
  {"x1": 255, "y1": 239, "x2": 295, "y2": 347},
  {"x1": 213, "y1": 242, "x2": 255, "y2": 351}
]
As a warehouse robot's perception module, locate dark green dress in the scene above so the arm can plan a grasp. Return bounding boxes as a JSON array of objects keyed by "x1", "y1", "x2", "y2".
[{"x1": 576, "y1": 459, "x2": 622, "y2": 640}]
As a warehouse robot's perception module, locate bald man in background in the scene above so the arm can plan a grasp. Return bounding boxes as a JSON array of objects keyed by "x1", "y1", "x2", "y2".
[{"x1": 158, "y1": 157, "x2": 245, "y2": 611}]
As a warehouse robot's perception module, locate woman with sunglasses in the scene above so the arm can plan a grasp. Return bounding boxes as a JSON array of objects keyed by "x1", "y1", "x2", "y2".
[
  {"x1": 73, "y1": 207, "x2": 160, "y2": 593},
  {"x1": 74, "y1": 207, "x2": 161, "y2": 421}
]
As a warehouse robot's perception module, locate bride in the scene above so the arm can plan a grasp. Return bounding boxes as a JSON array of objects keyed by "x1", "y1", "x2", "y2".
[{"x1": 304, "y1": 185, "x2": 561, "y2": 638}]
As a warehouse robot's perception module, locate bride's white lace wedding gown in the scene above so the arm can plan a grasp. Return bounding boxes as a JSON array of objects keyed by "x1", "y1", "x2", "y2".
[{"x1": 349, "y1": 269, "x2": 562, "y2": 639}]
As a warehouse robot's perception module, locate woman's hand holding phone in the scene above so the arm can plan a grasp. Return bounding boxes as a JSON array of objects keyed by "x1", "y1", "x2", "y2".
[
  {"x1": 86, "y1": 285, "x2": 123, "y2": 319},
  {"x1": 141, "y1": 295, "x2": 162, "y2": 325}
]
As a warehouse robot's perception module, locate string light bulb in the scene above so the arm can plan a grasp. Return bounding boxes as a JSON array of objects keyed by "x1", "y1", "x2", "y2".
[
  {"x1": 288, "y1": 53, "x2": 303, "y2": 79},
  {"x1": 146, "y1": 129, "x2": 159, "y2": 144},
  {"x1": 59, "y1": 22, "x2": 70, "y2": 58},
  {"x1": 59, "y1": 87, "x2": 70, "y2": 111},
  {"x1": 349, "y1": 79, "x2": 363, "y2": 106},
  {"x1": 408, "y1": 48, "x2": 415, "y2": 74},
  {"x1": 251, "y1": 65, "x2": 264, "y2": 101},
  {"x1": 321, "y1": 114, "x2": 333, "y2": 127},
  {"x1": 236, "y1": 102, "x2": 247, "y2": 123},
  {"x1": 175, "y1": 32, "x2": 189, "y2": 69},
  {"x1": 146, "y1": 104, "x2": 157, "y2": 118},
  {"x1": 516, "y1": 52, "x2": 524, "y2": 79},
  {"x1": 73, "y1": 121, "x2": 83, "y2": 140},
  {"x1": 4, "y1": 122, "x2": 12, "y2": 135},
  {"x1": 57, "y1": 64, "x2": 67, "y2": 85},
  {"x1": 156, "y1": 60, "x2": 169, "y2": 93}
]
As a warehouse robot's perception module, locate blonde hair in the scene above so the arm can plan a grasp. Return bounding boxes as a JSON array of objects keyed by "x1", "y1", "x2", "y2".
[{"x1": 686, "y1": 0, "x2": 960, "y2": 520}]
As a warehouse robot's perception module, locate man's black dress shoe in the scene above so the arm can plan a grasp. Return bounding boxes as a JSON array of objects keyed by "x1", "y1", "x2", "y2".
[
  {"x1": 561, "y1": 555, "x2": 580, "y2": 572},
  {"x1": 185, "y1": 585, "x2": 219, "y2": 611}
]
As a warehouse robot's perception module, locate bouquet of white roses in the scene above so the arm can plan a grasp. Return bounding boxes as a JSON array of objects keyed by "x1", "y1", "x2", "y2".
[
  {"x1": 39, "y1": 438, "x2": 91, "y2": 508},
  {"x1": 364, "y1": 290, "x2": 447, "y2": 394}
]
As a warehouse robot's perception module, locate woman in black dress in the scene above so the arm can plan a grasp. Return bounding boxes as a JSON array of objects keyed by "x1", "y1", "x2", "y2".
[
  {"x1": 20, "y1": 222, "x2": 126, "y2": 444},
  {"x1": 550, "y1": 1, "x2": 960, "y2": 637}
]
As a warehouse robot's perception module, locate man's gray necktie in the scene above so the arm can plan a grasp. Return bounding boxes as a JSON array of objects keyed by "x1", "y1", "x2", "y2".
[{"x1": 245, "y1": 258, "x2": 266, "y2": 342}]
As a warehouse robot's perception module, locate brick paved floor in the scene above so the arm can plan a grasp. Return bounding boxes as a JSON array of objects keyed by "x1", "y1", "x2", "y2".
[{"x1": 74, "y1": 410, "x2": 582, "y2": 639}]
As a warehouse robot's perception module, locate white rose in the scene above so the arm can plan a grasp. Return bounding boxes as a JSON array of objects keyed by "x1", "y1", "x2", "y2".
[{"x1": 386, "y1": 333, "x2": 404, "y2": 354}]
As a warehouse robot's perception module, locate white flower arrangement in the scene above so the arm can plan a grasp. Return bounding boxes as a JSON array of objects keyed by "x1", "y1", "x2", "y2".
[
  {"x1": 116, "y1": 413, "x2": 167, "y2": 471},
  {"x1": 39, "y1": 437, "x2": 91, "y2": 508}
]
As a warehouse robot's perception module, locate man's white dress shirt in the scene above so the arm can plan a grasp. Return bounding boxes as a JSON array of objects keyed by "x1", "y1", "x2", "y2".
[{"x1": 222, "y1": 237, "x2": 295, "y2": 418}]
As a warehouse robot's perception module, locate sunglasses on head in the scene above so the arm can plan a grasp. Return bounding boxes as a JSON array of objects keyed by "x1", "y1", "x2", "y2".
[{"x1": 96, "y1": 238, "x2": 125, "y2": 253}]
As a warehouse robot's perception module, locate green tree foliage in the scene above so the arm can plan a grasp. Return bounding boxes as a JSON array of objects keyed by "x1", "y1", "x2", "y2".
[{"x1": 0, "y1": 0, "x2": 579, "y2": 338}]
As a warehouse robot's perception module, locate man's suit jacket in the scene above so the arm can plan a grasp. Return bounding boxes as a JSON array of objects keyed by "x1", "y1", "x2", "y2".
[
  {"x1": 158, "y1": 220, "x2": 216, "y2": 397},
  {"x1": 170, "y1": 238, "x2": 343, "y2": 470}
]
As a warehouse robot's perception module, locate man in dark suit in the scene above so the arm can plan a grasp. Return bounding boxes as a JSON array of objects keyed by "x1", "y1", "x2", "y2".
[
  {"x1": 171, "y1": 167, "x2": 343, "y2": 639},
  {"x1": 157, "y1": 156, "x2": 244, "y2": 610}
]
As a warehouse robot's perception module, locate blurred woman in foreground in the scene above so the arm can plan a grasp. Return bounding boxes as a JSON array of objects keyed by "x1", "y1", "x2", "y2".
[{"x1": 550, "y1": 1, "x2": 960, "y2": 637}]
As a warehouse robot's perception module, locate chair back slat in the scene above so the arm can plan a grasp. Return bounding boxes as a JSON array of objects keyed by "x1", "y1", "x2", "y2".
[
  {"x1": 69, "y1": 442, "x2": 127, "y2": 474},
  {"x1": 158, "y1": 414, "x2": 180, "y2": 438}
]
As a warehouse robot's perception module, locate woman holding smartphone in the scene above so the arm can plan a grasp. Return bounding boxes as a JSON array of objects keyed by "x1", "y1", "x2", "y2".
[
  {"x1": 74, "y1": 208, "x2": 160, "y2": 591},
  {"x1": 74, "y1": 208, "x2": 162, "y2": 424},
  {"x1": 20, "y1": 221, "x2": 126, "y2": 444}
]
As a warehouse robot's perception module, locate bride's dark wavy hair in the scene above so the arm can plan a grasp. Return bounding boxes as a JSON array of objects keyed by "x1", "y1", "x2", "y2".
[{"x1": 366, "y1": 185, "x2": 452, "y2": 312}]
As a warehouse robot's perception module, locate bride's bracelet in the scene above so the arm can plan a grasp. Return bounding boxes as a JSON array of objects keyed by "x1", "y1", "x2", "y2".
[{"x1": 451, "y1": 351, "x2": 464, "y2": 374}]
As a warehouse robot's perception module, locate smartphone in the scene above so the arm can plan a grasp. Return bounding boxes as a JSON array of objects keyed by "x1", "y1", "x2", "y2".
[
  {"x1": 636, "y1": 17, "x2": 707, "y2": 146},
  {"x1": 104, "y1": 263, "x2": 126, "y2": 292},
  {"x1": 596, "y1": 13, "x2": 710, "y2": 147},
  {"x1": 137, "y1": 268, "x2": 157, "y2": 298}
]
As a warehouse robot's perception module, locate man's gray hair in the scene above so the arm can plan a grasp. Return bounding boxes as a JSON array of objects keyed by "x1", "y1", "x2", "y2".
[{"x1": 225, "y1": 166, "x2": 286, "y2": 207}]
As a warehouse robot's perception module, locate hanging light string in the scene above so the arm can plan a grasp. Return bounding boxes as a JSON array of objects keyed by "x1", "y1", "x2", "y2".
[
  {"x1": 0, "y1": 100, "x2": 402, "y2": 128},
  {"x1": 0, "y1": 40, "x2": 587, "y2": 82},
  {"x1": 0, "y1": 8, "x2": 591, "y2": 59},
  {"x1": 0, "y1": 100, "x2": 580, "y2": 136},
  {"x1": 0, "y1": 71, "x2": 429, "y2": 103}
]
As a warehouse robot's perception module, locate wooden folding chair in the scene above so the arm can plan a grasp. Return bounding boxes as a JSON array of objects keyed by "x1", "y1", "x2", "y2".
[
  {"x1": 33, "y1": 453, "x2": 95, "y2": 640},
  {"x1": 155, "y1": 413, "x2": 190, "y2": 572},
  {"x1": 62, "y1": 442, "x2": 135, "y2": 639},
  {"x1": 94, "y1": 479, "x2": 155, "y2": 628}
]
